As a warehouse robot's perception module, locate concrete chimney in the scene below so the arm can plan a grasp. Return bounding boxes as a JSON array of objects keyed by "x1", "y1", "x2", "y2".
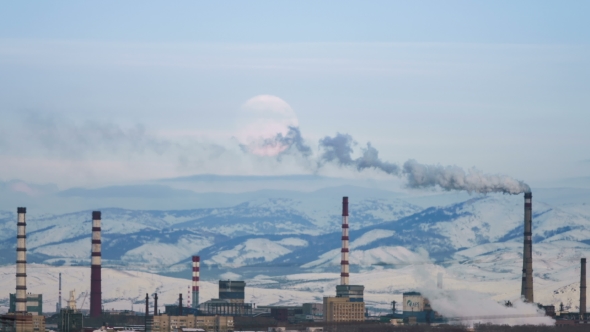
[
  {"x1": 15, "y1": 207, "x2": 27, "y2": 314},
  {"x1": 154, "y1": 293, "x2": 158, "y2": 316},
  {"x1": 179, "y1": 293, "x2": 183, "y2": 316},
  {"x1": 59, "y1": 272, "x2": 62, "y2": 312},
  {"x1": 581, "y1": 258, "x2": 587, "y2": 316},
  {"x1": 145, "y1": 293, "x2": 149, "y2": 316},
  {"x1": 192, "y1": 256, "x2": 200, "y2": 308},
  {"x1": 521, "y1": 192, "x2": 534, "y2": 302},
  {"x1": 341, "y1": 197, "x2": 350, "y2": 285},
  {"x1": 90, "y1": 211, "x2": 102, "y2": 317}
]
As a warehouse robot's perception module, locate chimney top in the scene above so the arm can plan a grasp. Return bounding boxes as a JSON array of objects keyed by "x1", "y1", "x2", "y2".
[
  {"x1": 17, "y1": 207, "x2": 26, "y2": 213},
  {"x1": 92, "y1": 211, "x2": 101, "y2": 220},
  {"x1": 525, "y1": 192, "x2": 532, "y2": 198},
  {"x1": 192, "y1": 256, "x2": 200, "y2": 262},
  {"x1": 583, "y1": 258, "x2": 587, "y2": 263},
  {"x1": 342, "y1": 197, "x2": 349, "y2": 216}
]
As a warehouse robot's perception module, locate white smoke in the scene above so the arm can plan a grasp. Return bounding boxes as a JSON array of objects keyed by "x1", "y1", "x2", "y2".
[
  {"x1": 420, "y1": 287, "x2": 554, "y2": 326},
  {"x1": 403, "y1": 159, "x2": 531, "y2": 194}
]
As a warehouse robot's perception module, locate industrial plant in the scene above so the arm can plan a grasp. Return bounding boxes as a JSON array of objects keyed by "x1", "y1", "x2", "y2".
[{"x1": 2, "y1": 192, "x2": 589, "y2": 332}]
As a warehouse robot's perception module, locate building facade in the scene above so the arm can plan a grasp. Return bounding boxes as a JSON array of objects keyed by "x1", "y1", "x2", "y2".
[
  {"x1": 152, "y1": 315, "x2": 233, "y2": 332},
  {"x1": 0, "y1": 314, "x2": 45, "y2": 332},
  {"x1": 323, "y1": 297, "x2": 364, "y2": 323},
  {"x1": 8, "y1": 294, "x2": 42, "y2": 315}
]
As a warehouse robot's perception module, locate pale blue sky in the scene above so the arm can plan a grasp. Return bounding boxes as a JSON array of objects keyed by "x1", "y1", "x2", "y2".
[{"x1": 0, "y1": 1, "x2": 589, "y2": 189}]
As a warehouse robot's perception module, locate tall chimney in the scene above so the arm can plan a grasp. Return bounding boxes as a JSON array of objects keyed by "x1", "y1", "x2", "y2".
[
  {"x1": 90, "y1": 211, "x2": 102, "y2": 317},
  {"x1": 179, "y1": 293, "x2": 183, "y2": 316},
  {"x1": 521, "y1": 192, "x2": 534, "y2": 302},
  {"x1": 192, "y1": 256, "x2": 200, "y2": 308},
  {"x1": 581, "y1": 258, "x2": 587, "y2": 316},
  {"x1": 341, "y1": 197, "x2": 350, "y2": 285},
  {"x1": 15, "y1": 207, "x2": 27, "y2": 314},
  {"x1": 59, "y1": 272, "x2": 62, "y2": 312},
  {"x1": 154, "y1": 293, "x2": 158, "y2": 316}
]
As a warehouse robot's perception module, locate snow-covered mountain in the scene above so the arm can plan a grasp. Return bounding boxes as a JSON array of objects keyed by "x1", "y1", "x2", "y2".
[
  {"x1": 2, "y1": 187, "x2": 590, "y2": 315},
  {"x1": 0, "y1": 188, "x2": 422, "y2": 268}
]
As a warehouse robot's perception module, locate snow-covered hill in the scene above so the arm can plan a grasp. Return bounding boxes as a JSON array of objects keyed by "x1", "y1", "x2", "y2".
[{"x1": 2, "y1": 187, "x2": 590, "y2": 320}]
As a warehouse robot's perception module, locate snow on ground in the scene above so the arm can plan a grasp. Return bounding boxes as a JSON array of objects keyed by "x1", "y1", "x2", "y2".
[
  {"x1": 121, "y1": 236, "x2": 214, "y2": 266},
  {"x1": 207, "y1": 239, "x2": 295, "y2": 268}
]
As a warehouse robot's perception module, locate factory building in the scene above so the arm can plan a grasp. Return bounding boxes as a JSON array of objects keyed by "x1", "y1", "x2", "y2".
[
  {"x1": 401, "y1": 292, "x2": 439, "y2": 324},
  {"x1": 323, "y1": 197, "x2": 366, "y2": 323},
  {"x1": 323, "y1": 297, "x2": 364, "y2": 323},
  {"x1": 196, "y1": 280, "x2": 253, "y2": 316},
  {"x1": 8, "y1": 294, "x2": 42, "y2": 315},
  {"x1": 302, "y1": 303, "x2": 323, "y2": 319},
  {"x1": 152, "y1": 314, "x2": 233, "y2": 332},
  {"x1": 218, "y1": 280, "x2": 245, "y2": 303}
]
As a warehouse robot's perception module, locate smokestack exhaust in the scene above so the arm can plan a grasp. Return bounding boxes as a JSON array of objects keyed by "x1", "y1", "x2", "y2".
[
  {"x1": 15, "y1": 207, "x2": 27, "y2": 314},
  {"x1": 90, "y1": 211, "x2": 102, "y2": 317},
  {"x1": 521, "y1": 192, "x2": 534, "y2": 302},
  {"x1": 582, "y1": 258, "x2": 586, "y2": 316},
  {"x1": 192, "y1": 256, "x2": 200, "y2": 308},
  {"x1": 341, "y1": 197, "x2": 350, "y2": 285}
]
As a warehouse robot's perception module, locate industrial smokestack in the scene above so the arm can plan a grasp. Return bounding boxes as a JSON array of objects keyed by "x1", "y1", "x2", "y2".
[
  {"x1": 59, "y1": 272, "x2": 62, "y2": 312},
  {"x1": 341, "y1": 197, "x2": 350, "y2": 286},
  {"x1": 154, "y1": 293, "x2": 158, "y2": 316},
  {"x1": 90, "y1": 211, "x2": 102, "y2": 317},
  {"x1": 179, "y1": 293, "x2": 183, "y2": 316},
  {"x1": 521, "y1": 192, "x2": 534, "y2": 302},
  {"x1": 581, "y1": 258, "x2": 586, "y2": 316},
  {"x1": 15, "y1": 207, "x2": 27, "y2": 314},
  {"x1": 192, "y1": 256, "x2": 200, "y2": 308}
]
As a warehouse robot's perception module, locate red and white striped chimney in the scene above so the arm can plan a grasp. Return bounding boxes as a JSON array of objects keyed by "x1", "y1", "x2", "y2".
[
  {"x1": 341, "y1": 197, "x2": 349, "y2": 285},
  {"x1": 90, "y1": 211, "x2": 102, "y2": 317},
  {"x1": 15, "y1": 207, "x2": 27, "y2": 314},
  {"x1": 192, "y1": 256, "x2": 200, "y2": 308}
]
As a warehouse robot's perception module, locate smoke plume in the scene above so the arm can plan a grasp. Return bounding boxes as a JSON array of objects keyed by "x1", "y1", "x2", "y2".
[
  {"x1": 317, "y1": 133, "x2": 529, "y2": 195},
  {"x1": 403, "y1": 159, "x2": 530, "y2": 194},
  {"x1": 239, "y1": 126, "x2": 312, "y2": 158},
  {"x1": 270, "y1": 126, "x2": 312, "y2": 158},
  {"x1": 22, "y1": 112, "x2": 173, "y2": 158},
  {"x1": 318, "y1": 133, "x2": 400, "y2": 174}
]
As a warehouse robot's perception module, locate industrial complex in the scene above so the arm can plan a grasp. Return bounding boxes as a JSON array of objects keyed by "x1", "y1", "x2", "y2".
[{"x1": 1, "y1": 192, "x2": 589, "y2": 331}]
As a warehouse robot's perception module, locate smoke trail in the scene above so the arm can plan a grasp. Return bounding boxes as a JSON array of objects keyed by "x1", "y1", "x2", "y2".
[
  {"x1": 240, "y1": 126, "x2": 312, "y2": 158},
  {"x1": 272, "y1": 126, "x2": 312, "y2": 157},
  {"x1": 318, "y1": 133, "x2": 400, "y2": 174},
  {"x1": 403, "y1": 159, "x2": 530, "y2": 194},
  {"x1": 22, "y1": 112, "x2": 173, "y2": 158},
  {"x1": 317, "y1": 133, "x2": 529, "y2": 194}
]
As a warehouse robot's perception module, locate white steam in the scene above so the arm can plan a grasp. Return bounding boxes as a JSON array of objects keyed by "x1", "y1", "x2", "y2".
[
  {"x1": 420, "y1": 287, "x2": 554, "y2": 326},
  {"x1": 403, "y1": 159, "x2": 531, "y2": 195}
]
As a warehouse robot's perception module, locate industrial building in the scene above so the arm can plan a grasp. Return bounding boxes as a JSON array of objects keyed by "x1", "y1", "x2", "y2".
[
  {"x1": 152, "y1": 314, "x2": 233, "y2": 332},
  {"x1": 323, "y1": 297, "x2": 364, "y2": 323},
  {"x1": 198, "y1": 280, "x2": 253, "y2": 316},
  {"x1": 323, "y1": 197, "x2": 366, "y2": 323},
  {"x1": 8, "y1": 294, "x2": 42, "y2": 315},
  {"x1": 401, "y1": 292, "x2": 439, "y2": 324}
]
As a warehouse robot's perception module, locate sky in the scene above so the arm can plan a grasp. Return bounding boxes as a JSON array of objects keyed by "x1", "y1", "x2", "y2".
[{"x1": 0, "y1": 1, "x2": 589, "y2": 192}]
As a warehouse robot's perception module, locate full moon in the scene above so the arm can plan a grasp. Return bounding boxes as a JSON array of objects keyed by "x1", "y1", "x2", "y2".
[{"x1": 236, "y1": 95, "x2": 299, "y2": 156}]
